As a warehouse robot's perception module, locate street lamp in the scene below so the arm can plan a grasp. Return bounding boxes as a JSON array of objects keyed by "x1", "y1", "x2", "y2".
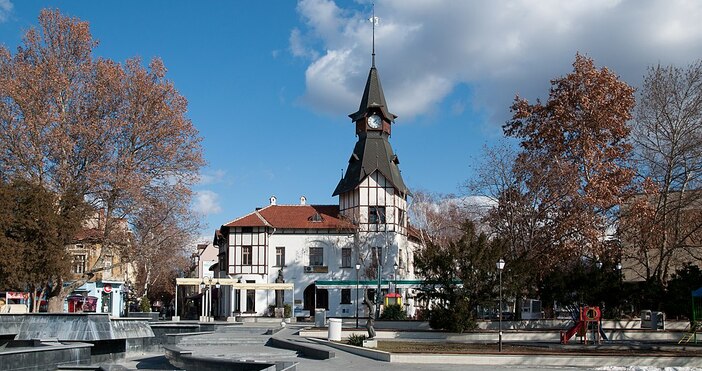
[
  {"x1": 497, "y1": 258, "x2": 505, "y2": 352},
  {"x1": 393, "y1": 262, "x2": 398, "y2": 294},
  {"x1": 616, "y1": 262, "x2": 623, "y2": 318},
  {"x1": 355, "y1": 263, "x2": 361, "y2": 329}
]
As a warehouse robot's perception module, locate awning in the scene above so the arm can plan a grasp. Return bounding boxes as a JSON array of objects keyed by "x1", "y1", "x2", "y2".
[
  {"x1": 314, "y1": 279, "x2": 458, "y2": 289},
  {"x1": 175, "y1": 278, "x2": 293, "y2": 290}
]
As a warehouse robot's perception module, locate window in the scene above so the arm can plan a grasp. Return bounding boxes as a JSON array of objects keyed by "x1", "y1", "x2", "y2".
[
  {"x1": 341, "y1": 248, "x2": 352, "y2": 267},
  {"x1": 341, "y1": 289, "x2": 351, "y2": 304},
  {"x1": 242, "y1": 246, "x2": 252, "y2": 265},
  {"x1": 73, "y1": 254, "x2": 86, "y2": 274},
  {"x1": 309, "y1": 247, "x2": 324, "y2": 266},
  {"x1": 367, "y1": 289, "x2": 376, "y2": 302},
  {"x1": 369, "y1": 206, "x2": 386, "y2": 224},
  {"x1": 103, "y1": 255, "x2": 113, "y2": 278},
  {"x1": 397, "y1": 209, "x2": 405, "y2": 226},
  {"x1": 246, "y1": 280, "x2": 256, "y2": 313},
  {"x1": 275, "y1": 247, "x2": 285, "y2": 267}
]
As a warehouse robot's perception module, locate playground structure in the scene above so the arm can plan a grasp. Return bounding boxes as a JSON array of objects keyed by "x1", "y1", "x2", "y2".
[
  {"x1": 679, "y1": 287, "x2": 702, "y2": 344},
  {"x1": 560, "y1": 306, "x2": 604, "y2": 344}
]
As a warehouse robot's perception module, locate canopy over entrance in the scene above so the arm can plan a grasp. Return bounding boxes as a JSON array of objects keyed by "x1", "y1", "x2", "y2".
[{"x1": 174, "y1": 278, "x2": 294, "y2": 321}]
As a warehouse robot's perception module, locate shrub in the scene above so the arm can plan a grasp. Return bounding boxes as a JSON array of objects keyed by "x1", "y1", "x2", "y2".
[
  {"x1": 284, "y1": 303, "x2": 292, "y2": 318},
  {"x1": 139, "y1": 296, "x2": 151, "y2": 312},
  {"x1": 428, "y1": 302, "x2": 477, "y2": 333},
  {"x1": 380, "y1": 304, "x2": 407, "y2": 320},
  {"x1": 347, "y1": 333, "x2": 366, "y2": 346}
]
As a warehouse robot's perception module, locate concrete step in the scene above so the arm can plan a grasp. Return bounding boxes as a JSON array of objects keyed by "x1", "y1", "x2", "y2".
[
  {"x1": 181, "y1": 344, "x2": 299, "y2": 360},
  {"x1": 177, "y1": 337, "x2": 268, "y2": 346},
  {"x1": 215, "y1": 327, "x2": 273, "y2": 335}
]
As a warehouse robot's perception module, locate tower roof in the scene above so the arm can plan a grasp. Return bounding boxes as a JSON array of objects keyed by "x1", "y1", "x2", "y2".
[
  {"x1": 332, "y1": 131, "x2": 409, "y2": 196},
  {"x1": 348, "y1": 66, "x2": 397, "y2": 122}
]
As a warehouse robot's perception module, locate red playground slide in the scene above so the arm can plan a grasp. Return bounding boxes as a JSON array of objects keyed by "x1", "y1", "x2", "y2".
[{"x1": 560, "y1": 320, "x2": 585, "y2": 344}]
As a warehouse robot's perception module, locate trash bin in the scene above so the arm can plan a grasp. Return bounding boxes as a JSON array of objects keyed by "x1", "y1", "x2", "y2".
[
  {"x1": 640, "y1": 310, "x2": 652, "y2": 329},
  {"x1": 314, "y1": 308, "x2": 326, "y2": 327},
  {"x1": 640, "y1": 310, "x2": 665, "y2": 329},
  {"x1": 328, "y1": 318, "x2": 342, "y2": 341},
  {"x1": 651, "y1": 311, "x2": 665, "y2": 330}
]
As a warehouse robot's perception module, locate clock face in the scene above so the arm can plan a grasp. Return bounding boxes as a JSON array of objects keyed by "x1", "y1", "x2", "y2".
[{"x1": 368, "y1": 114, "x2": 382, "y2": 129}]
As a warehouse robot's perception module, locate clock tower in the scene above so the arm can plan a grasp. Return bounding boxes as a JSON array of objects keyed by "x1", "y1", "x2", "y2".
[{"x1": 333, "y1": 56, "x2": 409, "y2": 235}]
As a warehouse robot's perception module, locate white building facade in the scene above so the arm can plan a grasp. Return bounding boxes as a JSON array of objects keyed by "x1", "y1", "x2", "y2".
[{"x1": 214, "y1": 56, "x2": 423, "y2": 320}]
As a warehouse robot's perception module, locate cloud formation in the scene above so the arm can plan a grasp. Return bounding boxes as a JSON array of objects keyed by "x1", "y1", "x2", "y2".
[
  {"x1": 0, "y1": 0, "x2": 12, "y2": 22},
  {"x1": 292, "y1": 0, "x2": 702, "y2": 123},
  {"x1": 194, "y1": 190, "x2": 222, "y2": 215},
  {"x1": 198, "y1": 169, "x2": 227, "y2": 186}
]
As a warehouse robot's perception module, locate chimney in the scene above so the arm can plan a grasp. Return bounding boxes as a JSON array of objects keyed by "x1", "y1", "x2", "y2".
[
  {"x1": 300, "y1": 196, "x2": 307, "y2": 205},
  {"x1": 269, "y1": 195, "x2": 277, "y2": 206}
]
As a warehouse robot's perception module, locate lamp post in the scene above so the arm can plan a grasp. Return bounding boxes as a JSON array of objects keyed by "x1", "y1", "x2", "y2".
[
  {"x1": 214, "y1": 280, "x2": 220, "y2": 320},
  {"x1": 355, "y1": 263, "x2": 361, "y2": 329},
  {"x1": 393, "y1": 262, "x2": 398, "y2": 294},
  {"x1": 616, "y1": 262, "x2": 623, "y2": 317},
  {"x1": 199, "y1": 280, "x2": 205, "y2": 321},
  {"x1": 497, "y1": 258, "x2": 505, "y2": 352},
  {"x1": 375, "y1": 248, "x2": 382, "y2": 320}
]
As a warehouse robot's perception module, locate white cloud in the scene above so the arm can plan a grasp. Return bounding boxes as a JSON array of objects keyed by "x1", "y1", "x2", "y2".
[
  {"x1": 0, "y1": 0, "x2": 13, "y2": 22},
  {"x1": 194, "y1": 190, "x2": 222, "y2": 215},
  {"x1": 289, "y1": 28, "x2": 319, "y2": 59},
  {"x1": 291, "y1": 0, "x2": 702, "y2": 123},
  {"x1": 198, "y1": 169, "x2": 227, "y2": 185}
]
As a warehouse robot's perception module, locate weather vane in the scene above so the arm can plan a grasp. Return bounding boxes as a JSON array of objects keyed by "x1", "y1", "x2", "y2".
[{"x1": 369, "y1": 3, "x2": 379, "y2": 67}]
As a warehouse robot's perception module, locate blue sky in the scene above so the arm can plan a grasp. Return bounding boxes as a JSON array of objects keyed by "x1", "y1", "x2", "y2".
[{"x1": 2, "y1": 0, "x2": 702, "y2": 241}]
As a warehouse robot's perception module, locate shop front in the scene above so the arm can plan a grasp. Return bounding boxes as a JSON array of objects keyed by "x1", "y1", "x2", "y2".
[{"x1": 65, "y1": 280, "x2": 125, "y2": 317}]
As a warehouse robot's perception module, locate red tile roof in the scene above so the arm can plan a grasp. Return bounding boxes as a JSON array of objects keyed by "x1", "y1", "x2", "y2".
[
  {"x1": 223, "y1": 205, "x2": 355, "y2": 230},
  {"x1": 74, "y1": 228, "x2": 103, "y2": 242}
]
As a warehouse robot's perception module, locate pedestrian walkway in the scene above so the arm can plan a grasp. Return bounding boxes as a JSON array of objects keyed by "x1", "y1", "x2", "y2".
[{"x1": 103, "y1": 323, "x2": 702, "y2": 371}]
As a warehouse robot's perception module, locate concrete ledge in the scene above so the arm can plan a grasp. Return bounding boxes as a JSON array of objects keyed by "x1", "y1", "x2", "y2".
[
  {"x1": 299, "y1": 329, "x2": 688, "y2": 342},
  {"x1": 125, "y1": 312, "x2": 159, "y2": 321},
  {"x1": 164, "y1": 345, "x2": 297, "y2": 371},
  {"x1": 163, "y1": 331, "x2": 214, "y2": 345},
  {"x1": 267, "y1": 337, "x2": 335, "y2": 360},
  {"x1": 307, "y1": 338, "x2": 391, "y2": 362},
  {"x1": 0, "y1": 342, "x2": 93, "y2": 370},
  {"x1": 307, "y1": 338, "x2": 702, "y2": 368},
  {"x1": 389, "y1": 353, "x2": 702, "y2": 368}
]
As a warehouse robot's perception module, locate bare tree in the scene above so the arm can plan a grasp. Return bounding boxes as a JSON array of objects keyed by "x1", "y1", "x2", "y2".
[
  {"x1": 623, "y1": 61, "x2": 702, "y2": 285},
  {"x1": 131, "y1": 186, "x2": 201, "y2": 301}
]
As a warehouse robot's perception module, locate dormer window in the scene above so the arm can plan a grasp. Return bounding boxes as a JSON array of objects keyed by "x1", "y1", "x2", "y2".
[{"x1": 309, "y1": 213, "x2": 324, "y2": 222}]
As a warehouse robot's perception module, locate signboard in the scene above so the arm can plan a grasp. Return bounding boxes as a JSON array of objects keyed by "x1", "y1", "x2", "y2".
[
  {"x1": 103, "y1": 284, "x2": 112, "y2": 293},
  {"x1": 6, "y1": 292, "x2": 29, "y2": 300}
]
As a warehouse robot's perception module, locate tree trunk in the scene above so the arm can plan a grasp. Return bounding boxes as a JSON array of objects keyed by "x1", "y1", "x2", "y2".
[{"x1": 47, "y1": 296, "x2": 65, "y2": 313}]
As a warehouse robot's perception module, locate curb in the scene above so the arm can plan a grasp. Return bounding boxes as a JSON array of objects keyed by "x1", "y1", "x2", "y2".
[{"x1": 307, "y1": 338, "x2": 702, "y2": 368}]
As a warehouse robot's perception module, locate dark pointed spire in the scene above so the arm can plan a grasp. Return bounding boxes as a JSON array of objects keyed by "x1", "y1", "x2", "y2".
[
  {"x1": 348, "y1": 9, "x2": 397, "y2": 122},
  {"x1": 372, "y1": 3, "x2": 376, "y2": 68},
  {"x1": 349, "y1": 66, "x2": 396, "y2": 122}
]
